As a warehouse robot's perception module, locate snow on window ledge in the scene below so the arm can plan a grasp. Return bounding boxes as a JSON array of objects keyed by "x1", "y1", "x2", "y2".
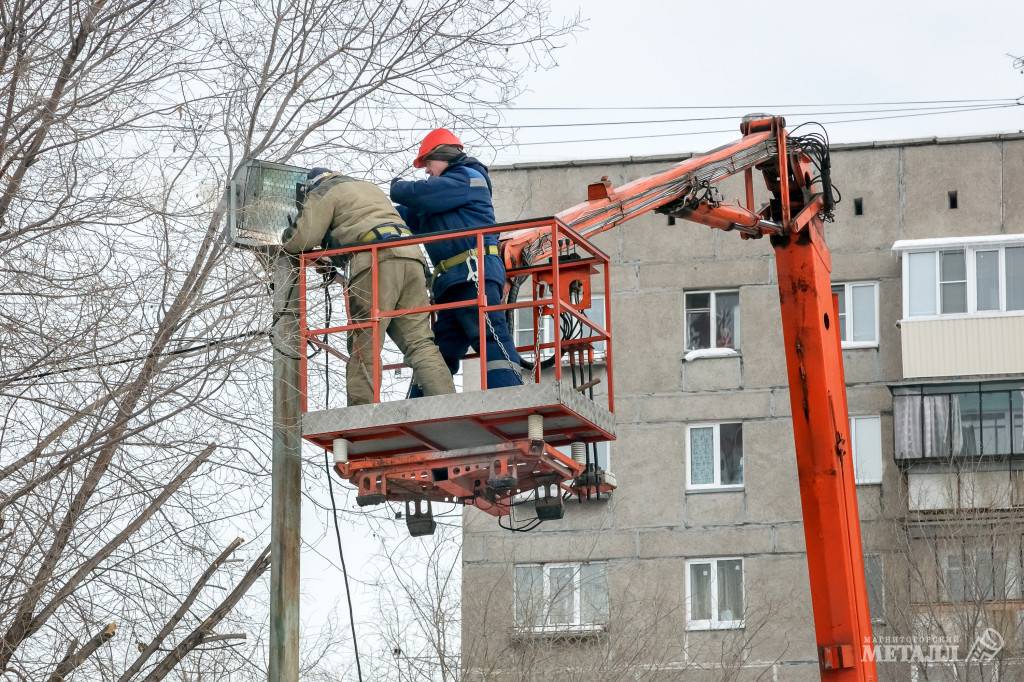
[
  {"x1": 683, "y1": 347, "x2": 740, "y2": 362},
  {"x1": 512, "y1": 623, "x2": 608, "y2": 641}
]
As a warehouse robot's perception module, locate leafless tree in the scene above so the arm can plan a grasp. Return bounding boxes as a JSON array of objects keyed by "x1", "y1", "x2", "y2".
[
  {"x1": 363, "y1": 514, "x2": 785, "y2": 682},
  {"x1": 880, "y1": 457, "x2": 1024, "y2": 681},
  {"x1": 0, "y1": 0, "x2": 579, "y2": 678}
]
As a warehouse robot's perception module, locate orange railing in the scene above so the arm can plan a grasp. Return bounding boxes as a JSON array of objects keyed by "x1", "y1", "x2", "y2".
[{"x1": 296, "y1": 218, "x2": 614, "y2": 414}]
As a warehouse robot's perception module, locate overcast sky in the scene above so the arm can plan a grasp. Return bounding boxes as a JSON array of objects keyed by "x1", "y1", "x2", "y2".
[
  {"x1": 485, "y1": 0, "x2": 1024, "y2": 165},
  {"x1": 308, "y1": 1, "x2": 1023, "y2": 671}
]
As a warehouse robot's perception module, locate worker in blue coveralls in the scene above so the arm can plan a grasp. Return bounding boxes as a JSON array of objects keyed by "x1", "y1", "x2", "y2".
[{"x1": 390, "y1": 128, "x2": 523, "y2": 395}]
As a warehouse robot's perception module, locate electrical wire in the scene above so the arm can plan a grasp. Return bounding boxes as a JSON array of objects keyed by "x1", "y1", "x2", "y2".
[
  {"x1": 787, "y1": 122, "x2": 841, "y2": 220},
  {"x1": 324, "y1": 450, "x2": 365, "y2": 682},
  {"x1": 4, "y1": 329, "x2": 269, "y2": 383},
  {"x1": 320, "y1": 284, "x2": 365, "y2": 682},
  {"x1": 492, "y1": 97, "x2": 1018, "y2": 111},
  {"x1": 510, "y1": 102, "x2": 1021, "y2": 146},
  {"x1": 113, "y1": 100, "x2": 1021, "y2": 133},
  {"x1": 8, "y1": 270, "x2": 334, "y2": 384},
  {"x1": 79, "y1": 98, "x2": 1023, "y2": 163}
]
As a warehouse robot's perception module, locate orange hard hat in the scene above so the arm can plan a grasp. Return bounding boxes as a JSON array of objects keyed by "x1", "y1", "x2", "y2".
[{"x1": 413, "y1": 128, "x2": 463, "y2": 168}]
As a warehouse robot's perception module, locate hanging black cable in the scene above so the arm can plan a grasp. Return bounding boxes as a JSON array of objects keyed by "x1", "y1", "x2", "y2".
[
  {"x1": 324, "y1": 450, "x2": 365, "y2": 682},
  {"x1": 7, "y1": 328, "x2": 269, "y2": 383},
  {"x1": 320, "y1": 278, "x2": 364, "y2": 682}
]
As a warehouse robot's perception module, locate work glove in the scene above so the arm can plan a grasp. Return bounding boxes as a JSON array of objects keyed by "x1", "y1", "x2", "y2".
[{"x1": 282, "y1": 214, "x2": 297, "y2": 244}]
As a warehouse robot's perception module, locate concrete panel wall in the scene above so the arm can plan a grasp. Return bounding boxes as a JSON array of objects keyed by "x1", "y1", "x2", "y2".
[{"x1": 901, "y1": 142, "x2": 1004, "y2": 239}]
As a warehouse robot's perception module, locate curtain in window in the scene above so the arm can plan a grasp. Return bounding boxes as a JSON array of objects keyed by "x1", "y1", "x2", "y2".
[
  {"x1": 689, "y1": 563, "x2": 712, "y2": 621},
  {"x1": 719, "y1": 423, "x2": 743, "y2": 485},
  {"x1": 1015, "y1": 391, "x2": 1024, "y2": 455},
  {"x1": 952, "y1": 392, "x2": 978, "y2": 456},
  {"x1": 895, "y1": 394, "x2": 922, "y2": 459},
  {"x1": 690, "y1": 427, "x2": 714, "y2": 485},
  {"x1": 715, "y1": 292, "x2": 739, "y2": 349},
  {"x1": 716, "y1": 559, "x2": 744, "y2": 622},
  {"x1": 894, "y1": 394, "x2": 964, "y2": 458}
]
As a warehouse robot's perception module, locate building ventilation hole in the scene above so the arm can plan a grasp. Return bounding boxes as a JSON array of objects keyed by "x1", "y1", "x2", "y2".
[
  {"x1": 948, "y1": 190, "x2": 958, "y2": 209},
  {"x1": 853, "y1": 197, "x2": 864, "y2": 216}
]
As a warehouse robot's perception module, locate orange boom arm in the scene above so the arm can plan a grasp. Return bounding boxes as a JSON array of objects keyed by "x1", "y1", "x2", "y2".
[{"x1": 499, "y1": 115, "x2": 875, "y2": 681}]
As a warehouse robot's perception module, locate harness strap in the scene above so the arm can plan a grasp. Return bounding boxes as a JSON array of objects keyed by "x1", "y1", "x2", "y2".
[
  {"x1": 357, "y1": 223, "x2": 412, "y2": 243},
  {"x1": 432, "y1": 244, "x2": 499, "y2": 280}
]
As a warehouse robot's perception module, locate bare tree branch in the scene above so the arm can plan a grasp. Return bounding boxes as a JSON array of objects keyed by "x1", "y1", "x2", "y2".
[{"x1": 47, "y1": 622, "x2": 117, "y2": 682}]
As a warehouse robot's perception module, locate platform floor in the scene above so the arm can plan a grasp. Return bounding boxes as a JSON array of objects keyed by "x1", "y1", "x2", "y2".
[{"x1": 302, "y1": 381, "x2": 615, "y2": 458}]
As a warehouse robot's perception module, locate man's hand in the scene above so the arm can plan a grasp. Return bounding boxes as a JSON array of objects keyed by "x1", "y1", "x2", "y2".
[
  {"x1": 281, "y1": 214, "x2": 297, "y2": 246},
  {"x1": 315, "y1": 257, "x2": 346, "y2": 287}
]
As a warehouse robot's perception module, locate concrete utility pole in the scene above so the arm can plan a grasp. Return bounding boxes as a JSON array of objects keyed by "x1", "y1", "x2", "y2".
[{"x1": 269, "y1": 252, "x2": 301, "y2": 682}]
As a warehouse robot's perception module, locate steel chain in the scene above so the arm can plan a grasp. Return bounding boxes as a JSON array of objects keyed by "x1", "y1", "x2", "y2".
[{"x1": 466, "y1": 255, "x2": 524, "y2": 385}]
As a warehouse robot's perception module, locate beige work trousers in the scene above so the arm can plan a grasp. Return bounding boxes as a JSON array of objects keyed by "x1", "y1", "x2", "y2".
[{"x1": 346, "y1": 259, "x2": 455, "y2": 405}]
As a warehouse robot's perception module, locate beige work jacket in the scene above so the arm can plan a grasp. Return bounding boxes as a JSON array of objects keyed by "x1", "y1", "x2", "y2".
[{"x1": 282, "y1": 174, "x2": 424, "y2": 277}]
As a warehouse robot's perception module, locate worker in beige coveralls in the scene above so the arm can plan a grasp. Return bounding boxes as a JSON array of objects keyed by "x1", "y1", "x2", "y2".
[{"x1": 282, "y1": 167, "x2": 454, "y2": 405}]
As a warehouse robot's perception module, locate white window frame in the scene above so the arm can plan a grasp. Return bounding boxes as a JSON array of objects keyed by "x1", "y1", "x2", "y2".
[
  {"x1": 831, "y1": 281, "x2": 879, "y2": 348},
  {"x1": 849, "y1": 415, "x2": 883, "y2": 485},
  {"x1": 683, "y1": 289, "x2": 741, "y2": 354},
  {"x1": 514, "y1": 562, "x2": 609, "y2": 634},
  {"x1": 939, "y1": 249, "x2": 968, "y2": 314},
  {"x1": 974, "y1": 247, "x2": 1003, "y2": 312},
  {"x1": 686, "y1": 422, "x2": 744, "y2": 491},
  {"x1": 896, "y1": 236, "x2": 1024, "y2": 321},
  {"x1": 686, "y1": 557, "x2": 745, "y2": 631}
]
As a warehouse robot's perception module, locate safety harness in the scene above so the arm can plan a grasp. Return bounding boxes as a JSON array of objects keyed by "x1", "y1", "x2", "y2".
[
  {"x1": 431, "y1": 244, "x2": 499, "y2": 283},
  {"x1": 357, "y1": 223, "x2": 412, "y2": 243}
]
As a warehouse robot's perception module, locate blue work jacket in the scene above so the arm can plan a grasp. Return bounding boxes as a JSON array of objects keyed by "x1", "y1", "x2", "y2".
[{"x1": 391, "y1": 156, "x2": 504, "y2": 296}]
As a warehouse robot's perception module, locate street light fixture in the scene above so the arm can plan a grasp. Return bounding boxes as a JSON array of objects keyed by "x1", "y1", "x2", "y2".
[{"x1": 226, "y1": 159, "x2": 309, "y2": 249}]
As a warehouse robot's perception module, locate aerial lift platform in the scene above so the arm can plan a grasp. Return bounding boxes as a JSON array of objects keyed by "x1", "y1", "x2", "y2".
[
  {"x1": 290, "y1": 115, "x2": 876, "y2": 680},
  {"x1": 297, "y1": 215, "x2": 617, "y2": 528}
]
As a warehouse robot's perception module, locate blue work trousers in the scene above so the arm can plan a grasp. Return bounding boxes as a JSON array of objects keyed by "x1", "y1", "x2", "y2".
[{"x1": 410, "y1": 281, "x2": 522, "y2": 396}]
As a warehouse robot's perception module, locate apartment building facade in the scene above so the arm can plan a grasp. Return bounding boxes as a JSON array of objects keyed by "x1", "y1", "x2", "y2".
[{"x1": 459, "y1": 133, "x2": 1024, "y2": 681}]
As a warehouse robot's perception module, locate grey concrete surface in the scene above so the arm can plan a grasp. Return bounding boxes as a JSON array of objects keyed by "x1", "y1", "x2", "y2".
[{"x1": 303, "y1": 380, "x2": 614, "y2": 455}]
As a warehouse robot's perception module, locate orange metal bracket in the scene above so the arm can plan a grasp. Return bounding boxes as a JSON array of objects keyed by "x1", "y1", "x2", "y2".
[{"x1": 336, "y1": 440, "x2": 584, "y2": 516}]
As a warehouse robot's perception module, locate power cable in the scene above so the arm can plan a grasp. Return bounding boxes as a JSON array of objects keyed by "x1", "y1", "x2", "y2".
[
  {"x1": 110, "y1": 100, "x2": 1021, "y2": 134},
  {"x1": 492, "y1": 97, "x2": 1018, "y2": 111},
  {"x1": 319, "y1": 278, "x2": 365, "y2": 682},
  {"x1": 511, "y1": 102, "x2": 1021, "y2": 146},
  {"x1": 4, "y1": 329, "x2": 269, "y2": 383},
  {"x1": 324, "y1": 449, "x2": 365, "y2": 682},
  {"x1": 117, "y1": 96, "x2": 1017, "y2": 115},
  {"x1": 91, "y1": 100, "x2": 1023, "y2": 162}
]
